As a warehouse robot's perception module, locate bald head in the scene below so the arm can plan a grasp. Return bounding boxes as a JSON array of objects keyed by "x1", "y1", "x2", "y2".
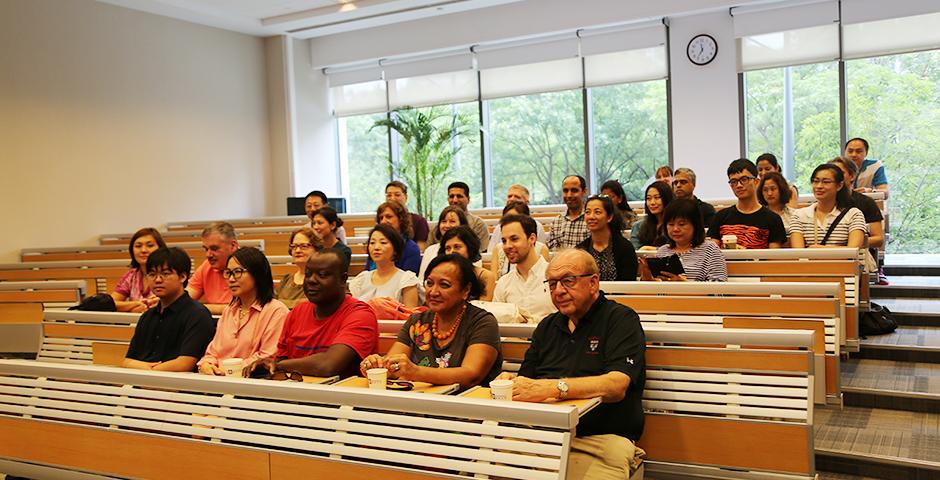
[
  {"x1": 549, "y1": 249, "x2": 599, "y2": 275},
  {"x1": 546, "y1": 249, "x2": 600, "y2": 322}
]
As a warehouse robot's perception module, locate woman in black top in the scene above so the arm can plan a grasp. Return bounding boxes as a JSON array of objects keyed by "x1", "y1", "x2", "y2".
[{"x1": 578, "y1": 195, "x2": 638, "y2": 281}]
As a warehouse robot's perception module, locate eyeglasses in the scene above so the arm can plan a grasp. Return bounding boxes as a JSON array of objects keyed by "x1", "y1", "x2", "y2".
[
  {"x1": 811, "y1": 178, "x2": 838, "y2": 186},
  {"x1": 290, "y1": 243, "x2": 314, "y2": 251},
  {"x1": 544, "y1": 274, "x2": 594, "y2": 290},
  {"x1": 387, "y1": 380, "x2": 414, "y2": 391},
  {"x1": 264, "y1": 370, "x2": 304, "y2": 382},
  {"x1": 222, "y1": 268, "x2": 247, "y2": 280},
  {"x1": 145, "y1": 270, "x2": 176, "y2": 280},
  {"x1": 727, "y1": 176, "x2": 757, "y2": 186}
]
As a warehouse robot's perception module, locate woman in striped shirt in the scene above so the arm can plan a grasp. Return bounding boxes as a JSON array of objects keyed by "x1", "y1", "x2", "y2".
[
  {"x1": 790, "y1": 164, "x2": 867, "y2": 249},
  {"x1": 639, "y1": 199, "x2": 727, "y2": 282}
]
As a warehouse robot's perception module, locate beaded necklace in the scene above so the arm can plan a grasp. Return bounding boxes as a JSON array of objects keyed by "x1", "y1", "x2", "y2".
[{"x1": 432, "y1": 303, "x2": 467, "y2": 340}]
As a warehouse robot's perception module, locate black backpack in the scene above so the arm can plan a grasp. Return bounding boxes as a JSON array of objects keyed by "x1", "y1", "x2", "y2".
[
  {"x1": 859, "y1": 302, "x2": 897, "y2": 337},
  {"x1": 68, "y1": 294, "x2": 117, "y2": 312}
]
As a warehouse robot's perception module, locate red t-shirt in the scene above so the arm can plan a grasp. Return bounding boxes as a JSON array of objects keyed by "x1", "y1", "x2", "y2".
[{"x1": 276, "y1": 295, "x2": 378, "y2": 363}]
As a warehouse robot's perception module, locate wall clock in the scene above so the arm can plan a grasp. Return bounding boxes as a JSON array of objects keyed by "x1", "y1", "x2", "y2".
[{"x1": 687, "y1": 34, "x2": 718, "y2": 66}]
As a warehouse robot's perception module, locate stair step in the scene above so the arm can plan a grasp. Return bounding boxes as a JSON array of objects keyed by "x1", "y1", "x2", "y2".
[
  {"x1": 884, "y1": 265, "x2": 940, "y2": 277},
  {"x1": 868, "y1": 299, "x2": 940, "y2": 327},
  {"x1": 815, "y1": 405, "x2": 940, "y2": 480},
  {"x1": 841, "y1": 359, "x2": 940, "y2": 413},
  {"x1": 871, "y1": 277, "x2": 940, "y2": 298},
  {"x1": 858, "y1": 327, "x2": 940, "y2": 363}
]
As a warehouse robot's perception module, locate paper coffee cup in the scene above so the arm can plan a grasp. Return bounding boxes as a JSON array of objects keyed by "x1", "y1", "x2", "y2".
[
  {"x1": 221, "y1": 358, "x2": 244, "y2": 377},
  {"x1": 490, "y1": 379, "x2": 514, "y2": 401},
  {"x1": 722, "y1": 235, "x2": 738, "y2": 249},
  {"x1": 367, "y1": 368, "x2": 388, "y2": 390}
]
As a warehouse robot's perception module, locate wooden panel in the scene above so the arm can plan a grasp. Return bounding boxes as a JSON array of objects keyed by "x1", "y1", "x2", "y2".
[
  {"x1": 24, "y1": 247, "x2": 206, "y2": 263},
  {"x1": 271, "y1": 451, "x2": 437, "y2": 480},
  {"x1": 826, "y1": 355, "x2": 837, "y2": 396},
  {"x1": 0, "y1": 291, "x2": 77, "y2": 303},
  {"x1": 638, "y1": 415, "x2": 811, "y2": 475},
  {"x1": 722, "y1": 317, "x2": 825, "y2": 354},
  {"x1": 760, "y1": 276, "x2": 846, "y2": 301},
  {"x1": 646, "y1": 348, "x2": 811, "y2": 374},
  {"x1": 0, "y1": 267, "x2": 128, "y2": 281},
  {"x1": 846, "y1": 306, "x2": 858, "y2": 340},
  {"x1": 378, "y1": 336, "x2": 397, "y2": 355},
  {"x1": 0, "y1": 416, "x2": 269, "y2": 480},
  {"x1": 0, "y1": 303, "x2": 43, "y2": 323},
  {"x1": 92, "y1": 342, "x2": 130, "y2": 366},
  {"x1": 612, "y1": 296, "x2": 837, "y2": 318},
  {"x1": 501, "y1": 342, "x2": 530, "y2": 361},
  {"x1": 727, "y1": 261, "x2": 855, "y2": 276},
  {"x1": 44, "y1": 324, "x2": 135, "y2": 341}
]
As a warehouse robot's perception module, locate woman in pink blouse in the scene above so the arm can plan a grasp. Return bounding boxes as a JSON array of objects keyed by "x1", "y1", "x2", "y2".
[
  {"x1": 110, "y1": 227, "x2": 166, "y2": 312},
  {"x1": 198, "y1": 246, "x2": 288, "y2": 375}
]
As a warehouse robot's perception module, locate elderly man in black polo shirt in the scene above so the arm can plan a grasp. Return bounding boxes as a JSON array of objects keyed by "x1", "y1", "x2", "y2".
[
  {"x1": 123, "y1": 247, "x2": 215, "y2": 372},
  {"x1": 497, "y1": 249, "x2": 646, "y2": 480}
]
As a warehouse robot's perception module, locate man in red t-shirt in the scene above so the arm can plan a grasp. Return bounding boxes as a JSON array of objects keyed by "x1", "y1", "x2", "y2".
[{"x1": 247, "y1": 250, "x2": 377, "y2": 378}]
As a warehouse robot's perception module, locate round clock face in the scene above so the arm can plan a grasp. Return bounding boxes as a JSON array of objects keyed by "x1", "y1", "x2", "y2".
[{"x1": 687, "y1": 34, "x2": 718, "y2": 66}]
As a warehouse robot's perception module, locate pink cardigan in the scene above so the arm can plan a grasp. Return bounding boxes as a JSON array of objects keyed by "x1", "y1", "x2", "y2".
[{"x1": 198, "y1": 298, "x2": 289, "y2": 367}]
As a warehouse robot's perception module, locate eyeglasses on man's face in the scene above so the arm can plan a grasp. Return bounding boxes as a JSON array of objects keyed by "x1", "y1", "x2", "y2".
[
  {"x1": 146, "y1": 270, "x2": 177, "y2": 280},
  {"x1": 544, "y1": 273, "x2": 594, "y2": 291},
  {"x1": 223, "y1": 268, "x2": 248, "y2": 280},
  {"x1": 727, "y1": 176, "x2": 757, "y2": 186}
]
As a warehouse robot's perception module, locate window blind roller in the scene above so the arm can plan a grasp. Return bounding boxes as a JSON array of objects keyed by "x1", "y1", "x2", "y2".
[
  {"x1": 579, "y1": 21, "x2": 666, "y2": 56},
  {"x1": 476, "y1": 33, "x2": 581, "y2": 99},
  {"x1": 738, "y1": 24, "x2": 839, "y2": 71},
  {"x1": 843, "y1": 11, "x2": 940, "y2": 59},
  {"x1": 841, "y1": 0, "x2": 940, "y2": 24},
  {"x1": 732, "y1": 0, "x2": 839, "y2": 38}
]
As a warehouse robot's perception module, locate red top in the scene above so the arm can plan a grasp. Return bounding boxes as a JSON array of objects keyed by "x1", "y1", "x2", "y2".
[{"x1": 276, "y1": 295, "x2": 378, "y2": 363}]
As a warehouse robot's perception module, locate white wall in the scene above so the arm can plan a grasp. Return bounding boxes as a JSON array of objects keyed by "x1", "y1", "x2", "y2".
[
  {"x1": 0, "y1": 0, "x2": 271, "y2": 262},
  {"x1": 264, "y1": 35, "x2": 296, "y2": 212},
  {"x1": 292, "y1": 39, "x2": 340, "y2": 198}
]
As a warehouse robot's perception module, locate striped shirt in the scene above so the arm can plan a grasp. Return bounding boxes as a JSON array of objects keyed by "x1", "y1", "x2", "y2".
[
  {"x1": 656, "y1": 241, "x2": 727, "y2": 282},
  {"x1": 790, "y1": 204, "x2": 867, "y2": 246}
]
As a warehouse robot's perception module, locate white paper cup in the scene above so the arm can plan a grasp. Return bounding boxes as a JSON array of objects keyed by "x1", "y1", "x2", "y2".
[
  {"x1": 367, "y1": 368, "x2": 388, "y2": 390},
  {"x1": 221, "y1": 358, "x2": 245, "y2": 377},
  {"x1": 490, "y1": 379, "x2": 514, "y2": 401},
  {"x1": 722, "y1": 235, "x2": 738, "y2": 249}
]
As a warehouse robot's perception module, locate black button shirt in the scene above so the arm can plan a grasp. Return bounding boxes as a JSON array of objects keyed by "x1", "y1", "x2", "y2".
[
  {"x1": 125, "y1": 292, "x2": 216, "y2": 365},
  {"x1": 519, "y1": 293, "x2": 646, "y2": 441}
]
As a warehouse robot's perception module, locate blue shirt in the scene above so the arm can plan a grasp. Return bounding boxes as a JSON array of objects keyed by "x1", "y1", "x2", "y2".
[
  {"x1": 855, "y1": 158, "x2": 887, "y2": 188},
  {"x1": 364, "y1": 237, "x2": 421, "y2": 274}
]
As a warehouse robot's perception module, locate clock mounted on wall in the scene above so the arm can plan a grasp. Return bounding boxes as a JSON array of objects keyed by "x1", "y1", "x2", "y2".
[{"x1": 687, "y1": 34, "x2": 718, "y2": 66}]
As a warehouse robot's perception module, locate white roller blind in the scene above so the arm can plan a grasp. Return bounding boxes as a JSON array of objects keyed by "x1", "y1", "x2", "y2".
[
  {"x1": 844, "y1": 11, "x2": 940, "y2": 59},
  {"x1": 324, "y1": 61, "x2": 383, "y2": 87},
  {"x1": 382, "y1": 50, "x2": 474, "y2": 80},
  {"x1": 389, "y1": 70, "x2": 478, "y2": 109},
  {"x1": 842, "y1": 0, "x2": 940, "y2": 24},
  {"x1": 474, "y1": 33, "x2": 579, "y2": 70},
  {"x1": 480, "y1": 57, "x2": 582, "y2": 100},
  {"x1": 579, "y1": 21, "x2": 665, "y2": 56},
  {"x1": 732, "y1": 0, "x2": 839, "y2": 37},
  {"x1": 738, "y1": 24, "x2": 840, "y2": 71},
  {"x1": 331, "y1": 81, "x2": 387, "y2": 117},
  {"x1": 584, "y1": 46, "x2": 667, "y2": 87}
]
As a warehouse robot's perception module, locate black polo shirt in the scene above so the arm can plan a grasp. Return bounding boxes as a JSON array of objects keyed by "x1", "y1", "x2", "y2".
[
  {"x1": 850, "y1": 190, "x2": 884, "y2": 223},
  {"x1": 125, "y1": 292, "x2": 216, "y2": 365},
  {"x1": 519, "y1": 293, "x2": 645, "y2": 441}
]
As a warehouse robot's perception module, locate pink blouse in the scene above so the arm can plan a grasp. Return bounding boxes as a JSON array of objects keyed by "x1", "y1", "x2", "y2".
[
  {"x1": 198, "y1": 298, "x2": 289, "y2": 368},
  {"x1": 114, "y1": 268, "x2": 150, "y2": 301}
]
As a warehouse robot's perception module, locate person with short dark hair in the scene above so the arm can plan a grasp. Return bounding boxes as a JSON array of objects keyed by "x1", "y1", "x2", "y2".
[
  {"x1": 755, "y1": 153, "x2": 799, "y2": 207},
  {"x1": 439, "y1": 226, "x2": 495, "y2": 301},
  {"x1": 386, "y1": 181, "x2": 430, "y2": 251},
  {"x1": 578, "y1": 195, "x2": 638, "y2": 281},
  {"x1": 630, "y1": 181, "x2": 673, "y2": 250},
  {"x1": 492, "y1": 214, "x2": 556, "y2": 321},
  {"x1": 247, "y1": 249, "x2": 378, "y2": 379},
  {"x1": 490, "y1": 201, "x2": 551, "y2": 279},
  {"x1": 427, "y1": 181, "x2": 490, "y2": 249},
  {"x1": 187, "y1": 222, "x2": 239, "y2": 315},
  {"x1": 708, "y1": 158, "x2": 787, "y2": 249},
  {"x1": 369, "y1": 201, "x2": 422, "y2": 274},
  {"x1": 496, "y1": 249, "x2": 646, "y2": 478},
  {"x1": 758, "y1": 172, "x2": 797, "y2": 236},
  {"x1": 123, "y1": 247, "x2": 215, "y2": 372},
  {"x1": 111, "y1": 227, "x2": 166, "y2": 313},
  {"x1": 790, "y1": 164, "x2": 867, "y2": 249},
  {"x1": 349, "y1": 225, "x2": 420, "y2": 307},
  {"x1": 310, "y1": 206, "x2": 352, "y2": 270},
  {"x1": 420, "y1": 206, "x2": 469, "y2": 284},
  {"x1": 359, "y1": 254, "x2": 502, "y2": 391},
  {"x1": 641, "y1": 199, "x2": 727, "y2": 282},
  {"x1": 600, "y1": 179, "x2": 638, "y2": 229},
  {"x1": 304, "y1": 190, "x2": 347, "y2": 243},
  {"x1": 198, "y1": 247, "x2": 289, "y2": 375},
  {"x1": 844, "y1": 138, "x2": 888, "y2": 194},
  {"x1": 672, "y1": 168, "x2": 716, "y2": 227},
  {"x1": 548, "y1": 175, "x2": 590, "y2": 250}
]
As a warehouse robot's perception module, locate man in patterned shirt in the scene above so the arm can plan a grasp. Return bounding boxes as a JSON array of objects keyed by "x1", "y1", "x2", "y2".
[{"x1": 548, "y1": 175, "x2": 590, "y2": 251}]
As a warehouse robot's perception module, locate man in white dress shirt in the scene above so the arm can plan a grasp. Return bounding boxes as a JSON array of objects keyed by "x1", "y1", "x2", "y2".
[{"x1": 492, "y1": 214, "x2": 556, "y2": 322}]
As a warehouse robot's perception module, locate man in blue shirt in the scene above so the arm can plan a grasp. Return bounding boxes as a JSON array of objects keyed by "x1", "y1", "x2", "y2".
[{"x1": 844, "y1": 138, "x2": 888, "y2": 194}]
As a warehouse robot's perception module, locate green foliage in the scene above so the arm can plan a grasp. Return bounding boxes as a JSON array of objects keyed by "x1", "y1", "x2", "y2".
[{"x1": 344, "y1": 114, "x2": 391, "y2": 213}]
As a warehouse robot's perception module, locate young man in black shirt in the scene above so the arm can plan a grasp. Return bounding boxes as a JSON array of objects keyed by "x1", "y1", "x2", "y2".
[
  {"x1": 709, "y1": 158, "x2": 787, "y2": 249},
  {"x1": 123, "y1": 247, "x2": 215, "y2": 372},
  {"x1": 497, "y1": 249, "x2": 646, "y2": 479}
]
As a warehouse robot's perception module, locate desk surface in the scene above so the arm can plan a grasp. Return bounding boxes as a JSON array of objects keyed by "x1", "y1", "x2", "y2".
[
  {"x1": 334, "y1": 376, "x2": 459, "y2": 395},
  {"x1": 461, "y1": 387, "x2": 601, "y2": 416}
]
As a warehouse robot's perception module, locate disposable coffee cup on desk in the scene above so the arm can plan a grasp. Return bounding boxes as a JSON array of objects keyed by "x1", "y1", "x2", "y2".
[
  {"x1": 722, "y1": 235, "x2": 738, "y2": 249},
  {"x1": 367, "y1": 368, "x2": 388, "y2": 390},
  {"x1": 221, "y1": 358, "x2": 245, "y2": 377},
  {"x1": 489, "y1": 379, "x2": 514, "y2": 401}
]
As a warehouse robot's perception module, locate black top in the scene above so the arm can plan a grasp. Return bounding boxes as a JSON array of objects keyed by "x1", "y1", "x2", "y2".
[
  {"x1": 708, "y1": 206, "x2": 787, "y2": 249},
  {"x1": 850, "y1": 190, "x2": 884, "y2": 223},
  {"x1": 576, "y1": 234, "x2": 638, "y2": 281},
  {"x1": 327, "y1": 241, "x2": 353, "y2": 270},
  {"x1": 694, "y1": 196, "x2": 716, "y2": 227},
  {"x1": 125, "y1": 292, "x2": 216, "y2": 365},
  {"x1": 519, "y1": 293, "x2": 646, "y2": 441}
]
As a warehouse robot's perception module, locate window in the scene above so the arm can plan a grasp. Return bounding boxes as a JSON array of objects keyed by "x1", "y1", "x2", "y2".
[
  {"x1": 591, "y1": 80, "x2": 669, "y2": 202},
  {"x1": 486, "y1": 89, "x2": 586, "y2": 205},
  {"x1": 338, "y1": 113, "x2": 390, "y2": 214}
]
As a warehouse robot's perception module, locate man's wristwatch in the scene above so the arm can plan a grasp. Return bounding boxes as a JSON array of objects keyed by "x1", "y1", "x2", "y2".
[{"x1": 556, "y1": 379, "x2": 569, "y2": 399}]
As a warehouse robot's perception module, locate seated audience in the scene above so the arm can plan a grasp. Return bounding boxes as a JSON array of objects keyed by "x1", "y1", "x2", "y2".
[
  {"x1": 831, "y1": 156, "x2": 887, "y2": 283},
  {"x1": 630, "y1": 181, "x2": 673, "y2": 250},
  {"x1": 111, "y1": 227, "x2": 166, "y2": 313},
  {"x1": 755, "y1": 153, "x2": 799, "y2": 207},
  {"x1": 304, "y1": 190, "x2": 347, "y2": 243},
  {"x1": 548, "y1": 175, "x2": 590, "y2": 250},
  {"x1": 360, "y1": 254, "x2": 502, "y2": 390},
  {"x1": 428, "y1": 182, "x2": 490, "y2": 249},
  {"x1": 790, "y1": 164, "x2": 867, "y2": 249},
  {"x1": 496, "y1": 249, "x2": 646, "y2": 479},
  {"x1": 491, "y1": 201, "x2": 551, "y2": 279},
  {"x1": 641, "y1": 199, "x2": 728, "y2": 282},
  {"x1": 672, "y1": 167, "x2": 716, "y2": 227},
  {"x1": 275, "y1": 227, "x2": 321, "y2": 308},
  {"x1": 349, "y1": 225, "x2": 420, "y2": 307},
  {"x1": 578, "y1": 195, "x2": 638, "y2": 281},
  {"x1": 708, "y1": 158, "x2": 786, "y2": 249},
  {"x1": 385, "y1": 180, "x2": 430, "y2": 251},
  {"x1": 198, "y1": 247, "x2": 289, "y2": 375},
  {"x1": 123, "y1": 247, "x2": 215, "y2": 372},
  {"x1": 844, "y1": 137, "x2": 888, "y2": 193},
  {"x1": 311, "y1": 206, "x2": 352, "y2": 269},
  {"x1": 367, "y1": 201, "x2": 421, "y2": 274},
  {"x1": 420, "y1": 206, "x2": 468, "y2": 282},
  {"x1": 492, "y1": 215, "x2": 556, "y2": 321},
  {"x1": 439, "y1": 226, "x2": 495, "y2": 301},
  {"x1": 487, "y1": 184, "x2": 549, "y2": 253},
  {"x1": 758, "y1": 172, "x2": 797, "y2": 235},
  {"x1": 187, "y1": 222, "x2": 238, "y2": 315},
  {"x1": 600, "y1": 179, "x2": 638, "y2": 229},
  {"x1": 248, "y1": 250, "x2": 378, "y2": 378}
]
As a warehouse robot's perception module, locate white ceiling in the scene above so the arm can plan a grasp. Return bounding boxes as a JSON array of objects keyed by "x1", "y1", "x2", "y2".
[{"x1": 98, "y1": 0, "x2": 524, "y2": 38}]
